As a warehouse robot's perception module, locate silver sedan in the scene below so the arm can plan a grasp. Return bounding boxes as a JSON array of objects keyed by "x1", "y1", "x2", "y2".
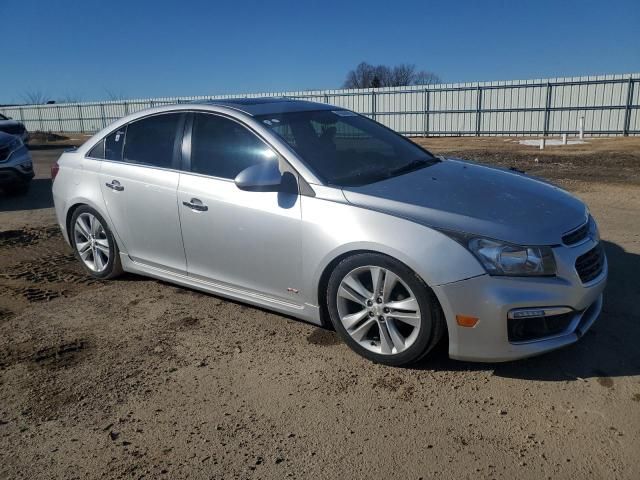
[{"x1": 51, "y1": 98, "x2": 607, "y2": 366}]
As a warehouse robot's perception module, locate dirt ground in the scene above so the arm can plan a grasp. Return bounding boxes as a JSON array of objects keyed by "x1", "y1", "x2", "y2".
[{"x1": 0, "y1": 136, "x2": 639, "y2": 479}]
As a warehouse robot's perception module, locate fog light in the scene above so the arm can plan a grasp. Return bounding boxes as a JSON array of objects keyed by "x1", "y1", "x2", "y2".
[
  {"x1": 456, "y1": 315, "x2": 479, "y2": 327},
  {"x1": 509, "y1": 309, "x2": 546, "y2": 319},
  {"x1": 508, "y1": 307, "x2": 572, "y2": 320}
]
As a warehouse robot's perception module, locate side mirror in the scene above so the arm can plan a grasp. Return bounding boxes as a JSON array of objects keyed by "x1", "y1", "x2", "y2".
[{"x1": 234, "y1": 161, "x2": 282, "y2": 192}]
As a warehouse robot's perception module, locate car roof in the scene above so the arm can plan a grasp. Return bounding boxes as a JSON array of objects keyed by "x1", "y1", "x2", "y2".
[{"x1": 194, "y1": 97, "x2": 337, "y2": 116}]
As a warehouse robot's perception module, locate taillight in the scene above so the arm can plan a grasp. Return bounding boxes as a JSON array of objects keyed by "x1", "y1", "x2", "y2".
[{"x1": 51, "y1": 161, "x2": 60, "y2": 181}]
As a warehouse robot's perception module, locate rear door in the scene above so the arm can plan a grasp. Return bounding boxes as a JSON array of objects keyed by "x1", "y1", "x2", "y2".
[
  {"x1": 98, "y1": 112, "x2": 187, "y2": 273},
  {"x1": 177, "y1": 112, "x2": 303, "y2": 303}
]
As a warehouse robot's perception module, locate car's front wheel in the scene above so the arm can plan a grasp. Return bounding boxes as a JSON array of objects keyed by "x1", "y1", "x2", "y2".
[
  {"x1": 327, "y1": 253, "x2": 445, "y2": 366},
  {"x1": 70, "y1": 206, "x2": 123, "y2": 279}
]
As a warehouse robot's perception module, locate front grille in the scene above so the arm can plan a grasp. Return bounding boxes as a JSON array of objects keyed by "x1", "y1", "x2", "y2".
[
  {"x1": 508, "y1": 312, "x2": 574, "y2": 342},
  {"x1": 575, "y1": 244, "x2": 604, "y2": 283},
  {"x1": 562, "y1": 222, "x2": 589, "y2": 245}
]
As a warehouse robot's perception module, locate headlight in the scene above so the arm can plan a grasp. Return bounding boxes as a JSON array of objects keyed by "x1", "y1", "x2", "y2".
[
  {"x1": 9, "y1": 137, "x2": 23, "y2": 152},
  {"x1": 466, "y1": 238, "x2": 556, "y2": 276}
]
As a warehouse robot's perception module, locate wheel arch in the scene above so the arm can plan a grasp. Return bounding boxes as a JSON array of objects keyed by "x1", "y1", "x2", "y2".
[
  {"x1": 64, "y1": 199, "x2": 126, "y2": 253},
  {"x1": 315, "y1": 248, "x2": 446, "y2": 331}
]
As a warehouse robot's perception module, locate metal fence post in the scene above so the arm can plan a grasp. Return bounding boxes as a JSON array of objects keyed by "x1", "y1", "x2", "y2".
[
  {"x1": 623, "y1": 78, "x2": 634, "y2": 136},
  {"x1": 423, "y1": 89, "x2": 430, "y2": 137},
  {"x1": 124, "y1": 101, "x2": 130, "y2": 115},
  {"x1": 101, "y1": 104, "x2": 107, "y2": 128},
  {"x1": 56, "y1": 105, "x2": 63, "y2": 132},
  {"x1": 543, "y1": 82, "x2": 552, "y2": 136},
  {"x1": 475, "y1": 86, "x2": 483, "y2": 136},
  {"x1": 371, "y1": 91, "x2": 377, "y2": 120},
  {"x1": 77, "y1": 105, "x2": 85, "y2": 133},
  {"x1": 324, "y1": 93, "x2": 329, "y2": 104},
  {"x1": 18, "y1": 107, "x2": 24, "y2": 123},
  {"x1": 36, "y1": 106, "x2": 44, "y2": 132}
]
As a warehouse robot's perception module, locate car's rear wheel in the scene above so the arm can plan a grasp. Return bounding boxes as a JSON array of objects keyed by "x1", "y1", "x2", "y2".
[
  {"x1": 327, "y1": 253, "x2": 445, "y2": 366},
  {"x1": 70, "y1": 206, "x2": 123, "y2": 279}
]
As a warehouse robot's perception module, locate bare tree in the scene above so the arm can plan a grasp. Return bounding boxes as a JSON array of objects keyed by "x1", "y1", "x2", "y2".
[
  {"x1": 343, "y1": 62, "x2": 441, "y2": 89},
  {"x1": 22, "y1": 89, "x2": 49, "y2": 105},
  {"x1": 414, "y1": 70, "x2": 441, "y2": 85},
  {"x1": 390, "y1": 64, "x2": 416, "y2": 86},
  {"x1": 343, "y1": 62, "x2": 378, "y2": 89},
  {"x1": 59, "y1": 93, "x2": 82, "y2": 104}
]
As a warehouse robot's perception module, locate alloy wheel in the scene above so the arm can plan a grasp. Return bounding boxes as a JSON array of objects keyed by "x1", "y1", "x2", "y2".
[
  {"x1": 73, "y1": 212, "x2": 110, "y2": 273},
  {"x1": 336, "y1": 265, "x2": 422, "y2": 355}
]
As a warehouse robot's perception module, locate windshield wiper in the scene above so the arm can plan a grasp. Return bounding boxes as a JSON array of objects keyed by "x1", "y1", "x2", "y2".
[{"x1": 387, "y1": 157, "x2": 438, "y2": 177}]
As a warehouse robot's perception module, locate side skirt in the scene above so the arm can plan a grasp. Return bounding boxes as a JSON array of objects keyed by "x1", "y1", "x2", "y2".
[{"x1": 120, "y1": 253, "x2": 322, "y2": 326}]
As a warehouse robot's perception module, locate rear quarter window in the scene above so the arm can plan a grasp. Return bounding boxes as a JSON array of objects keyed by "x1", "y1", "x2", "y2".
[
  {"x1": 87, "y1": 139, "x2": 105, "y2": 159},
  {"x1": 105, "y1": 128, "x2": 126, "y2": 161}
]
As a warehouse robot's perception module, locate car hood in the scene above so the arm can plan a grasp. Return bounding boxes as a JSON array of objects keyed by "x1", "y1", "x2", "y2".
[{"x1": 341, "y1": 158, "x2": 587, "y2": 245}]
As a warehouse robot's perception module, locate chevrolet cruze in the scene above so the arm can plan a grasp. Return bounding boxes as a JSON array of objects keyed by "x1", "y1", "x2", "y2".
[{"x1": 51, "y1": 98, "x2": 607, "y2": 366}]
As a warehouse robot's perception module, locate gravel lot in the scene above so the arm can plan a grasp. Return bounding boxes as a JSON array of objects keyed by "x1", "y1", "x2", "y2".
[{"x1": 1, "y1": 137, "x2": 639, "y2": 479}]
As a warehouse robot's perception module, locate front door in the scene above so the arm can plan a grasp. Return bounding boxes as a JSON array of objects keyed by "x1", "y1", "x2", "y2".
[{"x1": 177, "y1": 112, "x2": 303, "y2": 303}]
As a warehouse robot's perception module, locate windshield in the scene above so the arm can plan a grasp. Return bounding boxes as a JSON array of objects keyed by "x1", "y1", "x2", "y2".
[{"x1": 256, "y1": 110, "x2": 438, "y2": 187}]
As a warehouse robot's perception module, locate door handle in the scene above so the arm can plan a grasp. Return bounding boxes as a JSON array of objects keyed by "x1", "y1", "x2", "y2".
[
  {"x1": 182, "y1": 198, "x2": 208, "y2": 212},
  {"x1": 105, "y1": 179, "x2": 124, "y2": 191}
]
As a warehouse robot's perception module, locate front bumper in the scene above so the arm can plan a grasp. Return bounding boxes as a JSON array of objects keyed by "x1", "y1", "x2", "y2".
[
  {"x1": 0, "y1": 146, "x2": 34, "y2": 186},
  {"x1": 433, "y1": 239, "x2": 607, "y2": 362},
  {"x1": 0, "y1": 167, "x2": 34, "y2": 186}
]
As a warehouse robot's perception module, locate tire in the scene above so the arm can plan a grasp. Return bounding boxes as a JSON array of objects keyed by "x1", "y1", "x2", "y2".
[
  {"x1": 70, "y1": 206, "x2": 123, "y2": 280},
  {"x1": 326, "y1": 253, "x2": 445, "y2": 366}
]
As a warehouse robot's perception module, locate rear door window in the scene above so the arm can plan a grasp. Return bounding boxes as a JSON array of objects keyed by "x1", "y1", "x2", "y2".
[{"x1": 123, "y1": 113, "x2": 181, "y2": 169}]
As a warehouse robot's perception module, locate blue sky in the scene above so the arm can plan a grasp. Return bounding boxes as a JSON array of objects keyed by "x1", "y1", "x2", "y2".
[{"x1": 3, "y1": 0, "x2": 639, "y2": 103}]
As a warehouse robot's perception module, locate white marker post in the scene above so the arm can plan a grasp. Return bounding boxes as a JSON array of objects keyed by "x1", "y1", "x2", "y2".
[
  {"x1": 562, "y1": 133, "x2": 568, "y2": 145},
  {"x1": 540, "y1": 138, "x2": 545, "y2": 150},
  {"x1": 578, "y1": 117, "x2": 584, "y2": 140}
]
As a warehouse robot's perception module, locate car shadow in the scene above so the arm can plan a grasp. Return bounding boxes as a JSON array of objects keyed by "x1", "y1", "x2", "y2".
[
  {"x1": 107, "y1": 233, "x2": 639, "y2": 383},
  {"x1": 0, "y1": 178, "x2": 53, "y2": 211},
  {"x1": 413, "y1": 240, "x2": 640, "y2": 382}
]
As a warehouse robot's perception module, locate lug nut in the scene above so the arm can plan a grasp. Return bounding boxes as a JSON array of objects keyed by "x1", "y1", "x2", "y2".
[
  {"x1": 368, "y1": 311, "x2": 375, "y2": 317},
  {"x1": 378, "y1": 315, "x2": 385, "y2": 321},
  {"x1": 366, "y1": 300, "x2": 373, "y2": 307},
  {"x1": 376, "y1": 297, "x2": 383, "y2": 304},
  {"x1": 383, "y1": 307, "x2": 390, "y2": 313}
]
